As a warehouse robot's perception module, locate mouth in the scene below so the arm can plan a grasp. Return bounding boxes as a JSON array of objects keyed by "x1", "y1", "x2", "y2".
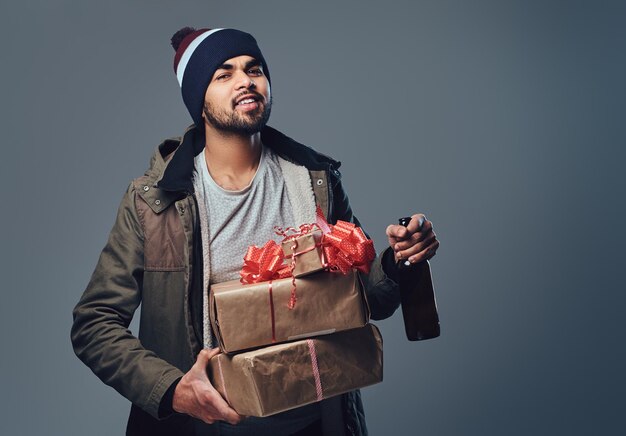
[{"x1": 234, "y1": 94, "x2": 262, "y2": 111}]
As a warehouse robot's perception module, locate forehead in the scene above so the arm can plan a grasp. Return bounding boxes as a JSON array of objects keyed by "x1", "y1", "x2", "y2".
[{"x1": 215, "y1": 55, "x2": 260, "y2": 69}]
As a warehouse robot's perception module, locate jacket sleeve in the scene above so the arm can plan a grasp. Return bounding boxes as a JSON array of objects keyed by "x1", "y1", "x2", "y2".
[
  {"x1": 70, "y1": 183, "x2": 184, "y2": 419},
  {"x1": 329, "y1": 170, "x2": 401, "y2": 320}
]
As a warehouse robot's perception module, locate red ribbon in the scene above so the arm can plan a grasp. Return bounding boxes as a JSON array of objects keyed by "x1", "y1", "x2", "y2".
[
  {"x1": 307, "y1": 339, "x2": 324, "y2": 401},
  {"x1": 272, "y1": 224, "x2": 322, "y2": 310},
  {"x1": 274, "y1": 223, "x2": 320, "y2": 242}
]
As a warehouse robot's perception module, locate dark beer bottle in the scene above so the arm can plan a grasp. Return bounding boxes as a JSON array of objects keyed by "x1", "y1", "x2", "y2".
[{"x1": 397, "y1": 217, "x2": 440, "y2": 341}]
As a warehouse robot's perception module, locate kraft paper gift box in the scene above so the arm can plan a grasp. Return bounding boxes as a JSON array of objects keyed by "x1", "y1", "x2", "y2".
[
  {"x1": 206, "y1": 323, "x2": 383, "y2": 417},
  {"x1": 210, "y1": 270, "x2": 369, "y2": 354},
  {"x1": 280, "y1": 230, "x2": 325, "y2": 278}
]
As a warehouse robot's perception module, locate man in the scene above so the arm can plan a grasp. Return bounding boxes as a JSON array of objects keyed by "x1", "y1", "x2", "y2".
[{"x1": 71, "y1": 27, "x2": 439, "y2": 436}]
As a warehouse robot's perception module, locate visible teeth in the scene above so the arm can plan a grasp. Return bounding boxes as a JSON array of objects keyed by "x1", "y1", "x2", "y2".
[{"x1": 238, "y1": 98, "x2": 255, "y2": 105}]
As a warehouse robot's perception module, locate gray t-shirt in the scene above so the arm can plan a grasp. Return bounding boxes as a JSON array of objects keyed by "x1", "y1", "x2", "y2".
[
  {"x1": 194, "y1": 144, "x2": 295, "y2": 284},
  {"x1": 193, "y1": 144, "x2": 321, "y2": 435}
]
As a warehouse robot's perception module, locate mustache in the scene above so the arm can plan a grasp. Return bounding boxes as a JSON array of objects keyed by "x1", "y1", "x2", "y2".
[{"x1": 232, "y1": 91, "x2": 264, "y2": 107}]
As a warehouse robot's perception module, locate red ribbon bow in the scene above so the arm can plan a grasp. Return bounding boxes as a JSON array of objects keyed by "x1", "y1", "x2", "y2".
[
  {"x1": 240, "y1": 240, "x2": 292, "y2": 284},
  {"x1": 240, "y1": 240, "x2": 297, "y2": 314},
  {"x1": 322, "y1": 220, "x2": 376, "y2": 274}
]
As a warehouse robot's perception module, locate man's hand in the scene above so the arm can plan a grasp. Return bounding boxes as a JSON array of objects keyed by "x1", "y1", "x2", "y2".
[
  {"x1": 172, "y1": 348, "x2": 243, "y2": 425},
  {"x1": 386, "y1": 214, "x2": 440, "y2": 264}
]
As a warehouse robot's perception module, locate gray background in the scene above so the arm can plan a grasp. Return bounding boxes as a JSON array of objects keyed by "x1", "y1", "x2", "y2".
[{"x1": 1, "y1": 0, "x2": 624, "y2": 435}]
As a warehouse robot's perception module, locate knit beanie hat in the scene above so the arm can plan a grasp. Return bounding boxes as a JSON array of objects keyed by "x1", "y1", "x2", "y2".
[{"x1": 171, "y1": 27, "x2": 271, "y2": 129}]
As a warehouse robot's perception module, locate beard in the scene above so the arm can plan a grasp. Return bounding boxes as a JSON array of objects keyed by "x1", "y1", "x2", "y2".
[{"x1": 203, "y1": 95, "x2": 272, "y2": 135}]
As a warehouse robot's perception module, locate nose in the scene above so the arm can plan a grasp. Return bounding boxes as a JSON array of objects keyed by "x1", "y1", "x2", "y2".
[{"x1": 234, "y1": 71, "x2": 255, "y2": 90}]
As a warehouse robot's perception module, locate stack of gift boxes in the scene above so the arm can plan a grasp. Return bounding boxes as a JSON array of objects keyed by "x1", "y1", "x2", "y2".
[{"x1": 206, "y1": 220, "x2": 384, "y2": 417}]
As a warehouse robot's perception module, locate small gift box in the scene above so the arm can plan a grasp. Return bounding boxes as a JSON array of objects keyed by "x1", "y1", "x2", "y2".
[
  {"x1": 210, "y1": 270, "x2": 369, "y2": 354},
  {"x1": 281, "y1": 229, "x2": 325, "y2": 278},
  {"x1": 207, "y1": 324, "x2": 383, "y2": 417},
  {"x1": 240, "y1": 218, "x2": 376, "y2": 285}
]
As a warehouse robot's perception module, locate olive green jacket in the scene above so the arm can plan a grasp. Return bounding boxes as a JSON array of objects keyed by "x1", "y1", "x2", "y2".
[{"x1": 71, "y1": 125, "x2": 402, "y2": 435}]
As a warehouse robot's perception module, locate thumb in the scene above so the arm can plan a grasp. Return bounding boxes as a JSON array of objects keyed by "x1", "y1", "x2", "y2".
[
  {"x1": 386, "y1": 224, "x2": 408, "y2": 240},
  {"x1": 195, "y1": 347, "x2": 221, "y2": 368}
]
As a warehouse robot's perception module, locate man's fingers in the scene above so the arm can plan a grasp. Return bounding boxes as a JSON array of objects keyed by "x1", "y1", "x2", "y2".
[
  {"x1": 386, "y1": 224, "x2": 409, "y2": 241},
  {"x1": 405, "y1": 214, "x2": 426, "y2": 234},
  {"x1": 209, "y1": 389, "x2": 243, "y2": 425},
  {"x1": 407, "y1": 239, "x2": 440, "y2": 264},
  {"x1": 387, "y1": 216, "x2": 431, "y2": 244},
  {"x1": 194, "y1": 387, "x2": 242, "y2": 425},
  {"x1": 394, "y1": 230, "x2": 429, "y2": 250},
  {"x1": 174, "y1": 349, "x2": 241, "y2": 425},
  {"x1": 393, "y1": 220, "x2": 434, "y2": 251},
  {"x1": 221, "y1": 406, "x2": 244, "y2": 425},
  {"x1": 395, "y1": 233, "x2": 438, "y2": 260}
]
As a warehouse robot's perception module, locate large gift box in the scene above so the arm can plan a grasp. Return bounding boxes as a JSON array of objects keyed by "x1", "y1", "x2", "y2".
[
  {"x1": 210, "y1": 270, "x2": 369, "y2": 353},
  {"x1": 206, "y1": 323, "x2": 383, "y2": 417}
]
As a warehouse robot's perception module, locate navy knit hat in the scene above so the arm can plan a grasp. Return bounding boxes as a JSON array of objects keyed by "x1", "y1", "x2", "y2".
[{"x1": 171, "y1": 27, "x2": 271, "y2": 129}]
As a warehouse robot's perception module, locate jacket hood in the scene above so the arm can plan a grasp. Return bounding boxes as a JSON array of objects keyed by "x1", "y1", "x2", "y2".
[{"x1": 147, "y1": 124, "x2": 341, "y2": 194}]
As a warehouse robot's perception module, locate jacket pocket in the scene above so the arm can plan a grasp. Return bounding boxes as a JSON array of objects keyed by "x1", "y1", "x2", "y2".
[{"x1": 136, "y1": 197, "x2": 186, "y2": 272}]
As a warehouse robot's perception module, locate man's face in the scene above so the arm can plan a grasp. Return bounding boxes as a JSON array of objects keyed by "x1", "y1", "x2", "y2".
[{"x1": 202, "y1": 55, "x2": 272, "y2": 135}]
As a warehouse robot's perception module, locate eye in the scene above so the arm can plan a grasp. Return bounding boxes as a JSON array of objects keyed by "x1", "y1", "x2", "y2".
[
  {"x1": 215, "y1": 73, "x2": 230, "y2": 81},
  {"x1": 249, "y1": 68, "x2": 263, "y2": 76}
]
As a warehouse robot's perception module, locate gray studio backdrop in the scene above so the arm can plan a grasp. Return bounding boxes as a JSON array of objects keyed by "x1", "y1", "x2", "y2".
[{"x1": 1, "y1": 1, "x2": 624, "y2": 435}]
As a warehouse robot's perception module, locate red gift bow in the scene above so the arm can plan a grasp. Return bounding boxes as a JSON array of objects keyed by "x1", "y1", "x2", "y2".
[
  {"x1": 240, "y1": 240, "x2": 293, "y2": 284},
  {"x1": 322, "y1": 220, "x2": 376, "y2": 274}
]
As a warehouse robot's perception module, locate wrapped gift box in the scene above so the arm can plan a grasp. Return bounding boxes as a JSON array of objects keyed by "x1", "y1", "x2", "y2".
[
  {"x1": 207, "y1": 324, "x2": 383, "y2": 417},
  {"x1": 280, "y1": 230, "x2": 325, "y2": 277},
  {"x1": 210, "y1": 270, "x2": 369, "y2": 353}
]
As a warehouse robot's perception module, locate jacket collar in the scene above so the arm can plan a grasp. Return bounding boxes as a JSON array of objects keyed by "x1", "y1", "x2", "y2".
[{"x1": 153, "y1": 124, "x2": 341, "y2": 194}]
